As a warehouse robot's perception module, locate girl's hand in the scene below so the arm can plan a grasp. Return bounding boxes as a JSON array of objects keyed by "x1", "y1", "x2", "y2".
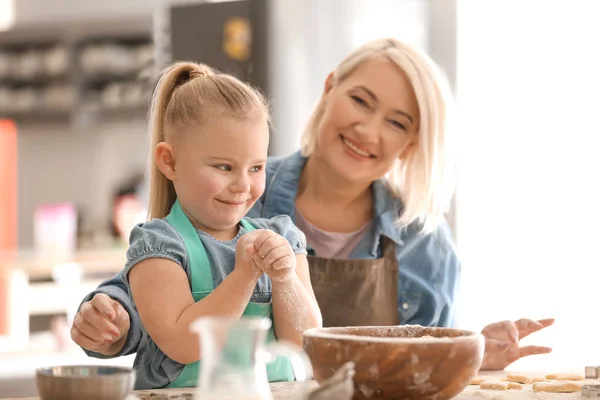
[
  {"x1": 245, "y1": 229, "x2": 296, "y2": 283},
  {"x1": 70, "y1": 293, "x2": 130, "y2": 353}
]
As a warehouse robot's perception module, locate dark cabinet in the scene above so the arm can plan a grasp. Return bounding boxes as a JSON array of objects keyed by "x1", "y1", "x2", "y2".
[{"x1": 167, "y1": 0, "x2": 270, "y2": 97}]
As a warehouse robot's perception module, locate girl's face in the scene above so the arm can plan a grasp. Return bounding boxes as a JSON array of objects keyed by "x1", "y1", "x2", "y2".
[
  {"x1": 159, "y1": 116, "x2": 269, "y2": 239},
  {"x1": 315, "y1": 56, "x2": 421, "y2": 185}
]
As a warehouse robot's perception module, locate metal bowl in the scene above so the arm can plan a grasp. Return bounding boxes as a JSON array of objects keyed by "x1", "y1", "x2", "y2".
[{"x1": 35, "y1": 365, "x2": 135, "y2": 400}]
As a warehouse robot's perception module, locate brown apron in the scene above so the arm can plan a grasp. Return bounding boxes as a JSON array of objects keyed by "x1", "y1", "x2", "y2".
[{"x1": 307, "y1": 236, "x2": 399, "y2": 327}]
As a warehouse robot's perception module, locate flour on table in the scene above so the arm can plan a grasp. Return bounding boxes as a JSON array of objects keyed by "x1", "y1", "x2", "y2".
[
  {"x1": 463, "y1": 388, "x2": 586, "y2": 399},
  {"x1": 462, "y1": 379, "x2": 590, "y2": 399}
]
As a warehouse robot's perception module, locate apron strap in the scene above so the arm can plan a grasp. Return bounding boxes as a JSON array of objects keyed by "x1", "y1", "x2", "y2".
[
  {"x1": 163, "y1": 207, "x2": 295, "y2": 387},
  {"x1": 240, "y1": 218, "x2": 256, "y2": 232},
  {"x1": 381, "y1": 235, "x2": 397, "y2": 259},
  {"x1": 165, "y1": 200, "x2": 214, "y2": 293},
  {"x1": 165, "y1": 202, "x2": 258, "y2": 293}
]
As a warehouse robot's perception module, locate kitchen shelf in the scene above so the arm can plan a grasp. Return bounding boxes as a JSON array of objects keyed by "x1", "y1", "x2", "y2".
[
  {"x1": 0, "y1": 75, "x2": 70, "y2": 86},
  {"x1": 80, "y1": 72, "x2": 146, "y2": 85},
  {"x1": 1, "y1": 247, "x2": 127, "y2": 280},
  {"x1": 0, "y1": 109, "x2": 70, "y2": 122},
  {"x1": 0, "y1": 26, "x2": 155, "y2": 125}
]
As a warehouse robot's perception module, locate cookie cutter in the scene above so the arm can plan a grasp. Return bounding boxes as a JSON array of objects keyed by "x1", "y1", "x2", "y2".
[
  {"x1": 582, "y1": 384, "x2": 600, "y2": 398},
  {"x1": 586, "y1": 366, "x2": 600, "y2": 379}
]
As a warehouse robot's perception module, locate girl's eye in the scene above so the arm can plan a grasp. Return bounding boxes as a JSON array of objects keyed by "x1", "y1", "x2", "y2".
[
  {"x1": 215, "y1": 164, "x2": 232, "y2": 172},
  {"x1": 249, "y1": 165, "x2": 263, "y2": 173}
]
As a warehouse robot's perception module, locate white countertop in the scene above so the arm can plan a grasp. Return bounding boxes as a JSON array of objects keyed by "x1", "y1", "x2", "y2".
[{"x1": 0, "y1": 332, "x2": 134, "y2": 380}]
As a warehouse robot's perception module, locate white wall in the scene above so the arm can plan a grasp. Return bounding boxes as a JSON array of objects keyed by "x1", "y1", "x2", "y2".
[
  {"x1": 266, "y1": 0, "x2": 429, "y2": 157},
  {"x1": 17, "y1": 119, "x2": 148, "y2": 247},
  {"x1": 454, "y1": 0, "x2": 600, "y2": 370}
]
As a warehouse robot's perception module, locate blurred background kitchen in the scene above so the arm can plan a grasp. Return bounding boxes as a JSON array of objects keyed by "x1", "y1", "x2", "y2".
[{"x1": 0, "y1": 0, "x2": 598, "y2": 397}]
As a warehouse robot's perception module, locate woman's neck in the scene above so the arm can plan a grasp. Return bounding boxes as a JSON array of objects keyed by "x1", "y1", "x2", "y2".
[{"x1": 296, "y1": 154, "x2": 373, "y2": 232}]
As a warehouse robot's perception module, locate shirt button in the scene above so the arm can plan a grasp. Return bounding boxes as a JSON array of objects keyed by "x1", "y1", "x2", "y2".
[{"x1": 402, "y1": 303, "x2": 409, "y2": 310}]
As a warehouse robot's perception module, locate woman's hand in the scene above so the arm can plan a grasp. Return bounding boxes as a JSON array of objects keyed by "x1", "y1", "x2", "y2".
[{"x1": 480, "y1": 318, "x2": 554, "y2": 371}]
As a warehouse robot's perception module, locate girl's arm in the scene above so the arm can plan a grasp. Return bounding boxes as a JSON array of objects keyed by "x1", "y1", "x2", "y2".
[
  {"x1": 271, "y1": 254, "x2": 322, "y2": 345},
  {"x1": 129, "y1": 254, "x2": 261, "y2": 364}
]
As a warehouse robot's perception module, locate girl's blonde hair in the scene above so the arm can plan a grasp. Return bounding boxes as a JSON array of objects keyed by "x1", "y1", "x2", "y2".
[
  {"x1": 301, "y1": 38, "x2": 456, "y2": 233},
  {"x1": 147, "y1": 62, "x2": 269, "y2": 219}
]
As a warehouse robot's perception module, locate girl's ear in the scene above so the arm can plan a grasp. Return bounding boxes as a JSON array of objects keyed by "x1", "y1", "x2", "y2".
[{"x1": 155, "y1": 142, "x2": 177, "y2": 181}]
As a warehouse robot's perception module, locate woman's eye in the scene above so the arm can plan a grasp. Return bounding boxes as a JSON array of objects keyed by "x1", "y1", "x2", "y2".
[
  {"x1": 390, "y1": 120, "x2": 408, "y2": 131},
  {"x1": 351, "y1": 95, "x2": 368, "y2": 107}
]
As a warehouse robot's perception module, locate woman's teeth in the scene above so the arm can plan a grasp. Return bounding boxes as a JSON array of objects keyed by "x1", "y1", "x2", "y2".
[{"x1": 342, "y1": 137, "x2": 372, "y2": 157}]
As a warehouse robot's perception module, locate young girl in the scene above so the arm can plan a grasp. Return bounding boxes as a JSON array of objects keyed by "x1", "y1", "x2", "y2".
[{"x1": 123, "y1": 62, "x2": 322, "y2": 389}]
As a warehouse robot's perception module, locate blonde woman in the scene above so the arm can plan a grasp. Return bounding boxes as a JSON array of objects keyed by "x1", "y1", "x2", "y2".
[{"x1": 72, "y1": 38, "x2": 553, "y2": 372}]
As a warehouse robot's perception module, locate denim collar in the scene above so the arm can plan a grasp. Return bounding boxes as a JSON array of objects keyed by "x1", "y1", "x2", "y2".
[{"x1": 261, "y1": 151, "x2": 407, "y2": 256}]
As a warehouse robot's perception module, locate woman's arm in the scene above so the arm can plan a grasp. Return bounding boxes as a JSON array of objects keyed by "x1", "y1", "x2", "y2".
[
  {"x1": 398, "y1": 222, "x2": 460, "y2": 327},
  {"x1": 271, "y1": 254, "x2": 322, "y2": 345}
]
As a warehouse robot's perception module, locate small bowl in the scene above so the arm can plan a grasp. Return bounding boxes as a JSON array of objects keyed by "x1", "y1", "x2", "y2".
[
  {"x1": 35, "y1": 365, "x2": 135, "y2": 400},
  {"x1": 303, "y1": 325, "x2": 484, "y2": 400}
]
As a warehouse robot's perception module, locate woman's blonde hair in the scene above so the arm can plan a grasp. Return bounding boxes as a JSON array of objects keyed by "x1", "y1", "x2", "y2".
[
  {"x1": 147, "y1": 62, "x2": 269, "y2": 219},
  {"x1": 301, "y1": 38, "x2": 456, "y2": 233}
]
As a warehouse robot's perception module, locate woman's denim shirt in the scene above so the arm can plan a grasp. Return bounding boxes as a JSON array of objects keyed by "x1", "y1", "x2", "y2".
[
  {"x1": 80, "y1": 151, "x2": 461, "y2": 359},
  {"x1": 248, "y1": 151, "x2": 461, "y2": 329}
]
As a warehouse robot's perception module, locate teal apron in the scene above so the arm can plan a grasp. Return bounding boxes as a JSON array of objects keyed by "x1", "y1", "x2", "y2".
[{"x1": 165, "y1": 200, "x2": 294, "y2": 388}]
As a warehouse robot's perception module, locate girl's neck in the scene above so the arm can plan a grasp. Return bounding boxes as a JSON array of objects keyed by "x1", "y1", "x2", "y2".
[
  {"x1": 201, "y1": 226, "x2": 239, "y2": 242},
  {"x1": 181, "y1": 204, "x2": 239, "y2": 241}
]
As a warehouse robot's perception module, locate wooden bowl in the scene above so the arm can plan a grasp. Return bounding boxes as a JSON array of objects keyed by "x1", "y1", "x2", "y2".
[
  {"x1": 35, "y1": 365, "x2": 135, "y2": 400},
  {"x1": 303, "y1": 325, "x2": 484, "y2": 400}
]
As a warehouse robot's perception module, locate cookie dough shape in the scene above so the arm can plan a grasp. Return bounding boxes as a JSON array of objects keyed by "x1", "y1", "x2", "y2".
[
  {"x1": 508, "y1": 382, "x2": 523, "y2": 390},
  {"x1": 506, "y1": 373, "x2": 533, "y2": 384},
  {"x1": 545, "y1": 373, "x2": 584, "y2": 381},
  {"x1": 533, "y1": 381, "x2": 583, "y2": 393},
  {"x1": 480, "y1": 380, "x2": 509, "y2": 391}
]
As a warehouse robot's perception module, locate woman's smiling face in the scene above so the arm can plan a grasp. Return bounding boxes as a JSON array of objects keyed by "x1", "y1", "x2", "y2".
[{"x1": 315, "y1": 56, "x2": 420, "y2": 184}]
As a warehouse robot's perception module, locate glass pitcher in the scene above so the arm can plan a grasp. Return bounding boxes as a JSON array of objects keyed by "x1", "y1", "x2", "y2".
[{"x1": 190, "y1": 316, "x2": 313, "y2": 400}]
